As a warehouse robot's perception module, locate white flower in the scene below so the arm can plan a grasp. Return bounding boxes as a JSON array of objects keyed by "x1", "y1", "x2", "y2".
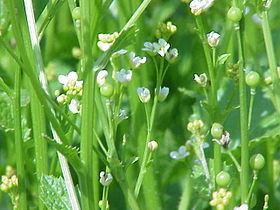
[
  {"x1": 97, "y1": 32, "x2": 119, "y2": 51},
  {"x1": 129, "y1": 52, "x2": 146, "y2": 69},
  {"x1": 99, "y1": 171, "x2": 113, "y2": 186},
  {"x1": 234, "y1": 204, "x2": 248, "y2": 210},
  {"x1": 97, "y1": 42, "x2": 113, "y2": 52},
  {"x1": 207, "y1": 31, "x2": 220, "y2": 47},
  {"x1": 97, "y1": 70, "x2": 108, "y2": 87},
  {"x1": 142, "y1": 42, "x2": 157, "y2": 56},
  {"x1": 58, "y1": 71, "x2": 78, "y2": 85},
  {"x1": 189, "y1": 0, "x2": 215, "y2": 16},
  {"x1": 170, "y1": 146, "x2": 190, "y2": 160},
  {"x1": 137, "y1": 87, "x2": 151, "y2": 103},
  {"x1": 116, "y1": 69, "x2": 132, "y2": 85},
  {"x1": 194, "y1": 73, "x2": 208, "y2": 87},
  {"x1": 57, "y1": 94, "x2": 67, "y2": 104},
  {"x1": 158, "y1": 87, "x2": 169, "y2": 102},
  {"x1": 112, "y1": 49, "x2": 127, "y2": 58},
  {"x1": 69, "y1": 99, "x2": 80, "y2": 114},
  {"x1": 155, "y1": 39, "x2": 170, "y2": 57},
  {"x1": 165, "y1": 48, "x2": 178, "y2": 63}
]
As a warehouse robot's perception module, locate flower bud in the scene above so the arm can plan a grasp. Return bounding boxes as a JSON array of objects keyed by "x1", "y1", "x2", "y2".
[
  {"x1": 165, "y1": 48, "x2": 178, "y2": 63},
  {"x1": 148, "y1": 141, "x2": 158, "y2": 152},
  {"x1": 158, "y1": 87, "x2": 169, "y2": 102},
  {"x1": 99, "y1": 171, "x2": 113, "y2": 186},
  {"x1": 194, "y1": 73, "x2": 208, "y2": 87},
  {"x1": 116, "y1": 69, "x2": 132, "y2": 85},
  {"x1": 207, "y1": 31, "x2": 220, "y2": 48},
  {"x1": 137, "y1": 87, "x2": 151, "y2": 103}
]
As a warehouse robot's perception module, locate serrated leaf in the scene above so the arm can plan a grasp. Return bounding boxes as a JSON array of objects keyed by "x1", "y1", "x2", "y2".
[
  {"x1": 217, "y1": 54, "x2": 231, "y2": 65},
  {"x1": 44, "y1": 136, "x2": 83, "y2": 172},
  {"x1": 191, "y1": 163, "x2": 211, "y2": 199},
  {"x1": 40, "y1": 175, "x2": 71, "y2": 210}
]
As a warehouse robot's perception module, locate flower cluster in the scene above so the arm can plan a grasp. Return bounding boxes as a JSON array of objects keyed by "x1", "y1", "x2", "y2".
[
  {"x1": 155, "y1": 21, "x2": 177, "y2": 39},
  {"x1": 56, "y1": 71, "x2": 83, "y2": 114},
  {"x1": 142, "y1": 39, "x2": 178, "y2": 63},
  {"x1": 209, "y1": 188, "x2": 232, "y2": 210},
  {"x1": 187, "y1": 119, "x2": 205, "y2": 135},
  {"x1": 189, "y1": 0, "x2": 215, "y2": 16},
  {"x1": 0, "y1": 166, "x2": 19, "y2": 209},
  {"x1": 226, "y1": 62, "x2": 240, "y2": 81},
  {"x1": 97, "y1": 32, "x2": 119, "y2": 51}
]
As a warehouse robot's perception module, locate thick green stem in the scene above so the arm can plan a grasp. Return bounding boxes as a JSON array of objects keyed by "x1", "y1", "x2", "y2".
[
  {"x1": 236, "y1": 21, "x2": 249, "y2": 203},
  {"x1": 13, "y1": 68, "x2": 28, "y2": 210}
]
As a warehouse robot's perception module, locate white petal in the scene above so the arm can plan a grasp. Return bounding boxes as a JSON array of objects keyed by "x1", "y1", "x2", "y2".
[
  {"x1": 58, "y1": 75, "x2": 67, "y2": 84},
  {"x1": 68, "y1": 72, "x2": 78, "y2": 81},
  {"x1": 69, "y1": 99, "x2": 79, "y2": 114}
]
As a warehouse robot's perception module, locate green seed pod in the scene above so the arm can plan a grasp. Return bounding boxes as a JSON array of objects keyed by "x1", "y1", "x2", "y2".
[
  {"x1": 72, "y1": 7, "x2": 81, "y2": 20},
  {"x1": 216, "y1": 171, "x2": 231, "y2": 187},
  {"x1": 211, "y1": 123, "x2": 224, "y2": 139},
  {"x1": 250, "y1": 154, "x2": 265, "y2": 170},
  {"x1": 227, "y1": 7, "x2": 242, "y2": 23},
  {"x1": 245, "y1": 71, "x2": 260, "y2": 88},
  {"x1": 100, "y1": 83, "x2": 114, "y2": 98}
]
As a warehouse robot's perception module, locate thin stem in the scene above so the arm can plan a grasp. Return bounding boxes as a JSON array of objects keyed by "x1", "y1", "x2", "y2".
[
  {"x1": 248, "y1": 89, "x2": 256, "y2": 130},
  {"x1": 13, "y1": 68, "x2": 28, "y2": 210},
  {"x1": 236, "y1": 21, "x2": 249, "y2": 203},
  {"x1": 195, "y1": 16, "x2": 221, "y2": 178},
  {"x1": 227, "y1": 151, "x2": 241, "y2": 172},
  {"x1": 246, "y1": 172, "x2": 258, "y2": 203},
  {"x1": 178, "y1": 171, "x2": 192, "y2": 210},
  {"x1": 199, "y1": 145, "x2": 213, "y2": 190},
  {"x1": 101, "y1": 186, "x2": 109, "y2": 210},
  {"x1": 261, "y1": 11, "x2": 280, "y2": 112}
]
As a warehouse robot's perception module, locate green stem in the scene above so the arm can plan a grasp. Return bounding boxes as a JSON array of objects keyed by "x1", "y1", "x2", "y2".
[
  {"x1": 101, "y1": 186, "x2": 109, "y2": 210},
  {"x1": 236, "y1": 21, "x2": 249, "y2": 203},
  {"x1": 261, "y1": 11, "x2": 280, "y2": 112},
  {"x1": 227, "y1": 151, "x2": 241, "y2": 172},
  {"x1": 178, "y1": 171, "x2": 192, "y2": 210},
  {"x1": 246, "y1": 172, "x2": 257, "y2": 203},
  {"x1": 13, "y1": 68, "x2": 27, "y2": 210},
  {"x1": 248, "y1": 89, "x2": 256, "y2": 130},
  {"x1": 195, "y1": 15, "x2": 221, "y2": 178}
]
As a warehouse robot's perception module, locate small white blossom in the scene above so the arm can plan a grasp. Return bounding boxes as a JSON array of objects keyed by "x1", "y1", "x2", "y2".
[
  {"x1": 189, "y1": 0, "x2": 215, "y2": 16},
  {"x1": 165, "y1": 48, "x2": 178, "y2": 63},
  {"x1": 234, "y1": 204, "x2": 248, "y2": 210},
  {"x1": 57, "y1": 94, "x2": 67, "y2": 104},
  {"x1": 116, "y1": 69, "x2": 132, "y2": 85},
  {"x1": 97, "y1": 70, "x2": 108, "y2": 87},
  {"x1": 69, "y1": 99, "x2": 80, "y2": 114},
  {"x1": 170, "y1": 146, "x2": 190, "y2": 160},
  {"x1": 142, "y1": 42, "x2": 157, "y2": 56},
  {"x1": 158, "y1": 87, "x2": 169, "y2": 102},
  {"x1": 99, "y1": 171, "x2": 113, "y2": 186},
  {"x1": 58, "y1": 71, "x2": 78, "y2": 85},
  {"x1": 129, "y1": 52, "x2": 146, "y2": 69},
  {"x1": 155, "y1": 39, "x2": 170, "y2": 57},
  {"x1": 194, "y1": 73, "x2": 208, "y2": 87},
  {"x1": 97, "y1": 42, "x2": 113, "y2": 52},
  {"x1": 137, "y1": 87, "x2": 151, "y2": 103},
  {"x1": 112, "y1": 49, "x2": 127, "y2": 58},
  {"x1": 207, "y1": 31, "x2": 220, "y2": 47}
]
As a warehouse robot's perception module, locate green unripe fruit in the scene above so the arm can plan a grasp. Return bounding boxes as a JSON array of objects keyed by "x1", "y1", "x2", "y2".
[
  {"x1": 100, "y1": 83, "x2": 114, "y2": 98},
  {"x1": 216, "y1": 171, "x2": 231, "y2": 187},
  {"x1": 72, "y1": 7, "x2": 81, "y2": 20},
  {"x1": 211, "y1": 123, "x2": 224, "y2": 139},
  {"x1": 245, "y1": 71, "x2": 260, "y2": 88},
  {"x1": 250, "y1": 154, "x2": 265, "y2": 170},
  {"x1": 227, "y1": 7, "x2": 242, "y2": 22}
]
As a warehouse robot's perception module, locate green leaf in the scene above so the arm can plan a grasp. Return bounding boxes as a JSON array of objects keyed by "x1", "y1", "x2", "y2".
[
  {"x1": 44, "y1": 135, "x2": 83, "y2": 172},
  {"x1": 217, "y1": 54, "x2": 231, "y2": 65},
  {"x1": 40, "y1": 175, "x2": 71, "y2": 210},
  {"x1": 191, "y1": 163, "x2": 211, "y2": 199}
]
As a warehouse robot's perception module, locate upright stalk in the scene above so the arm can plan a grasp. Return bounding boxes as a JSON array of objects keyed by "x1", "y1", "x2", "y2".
[
  {"x1": 236, "y1": 21, "x2": 249, "y2": 203},
  {"x1": 195, "y1": 16, "x2": 221, "y2": 177},
  {"x1": 13, "y1": 68, "x2": 27, "y2": 210}
]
